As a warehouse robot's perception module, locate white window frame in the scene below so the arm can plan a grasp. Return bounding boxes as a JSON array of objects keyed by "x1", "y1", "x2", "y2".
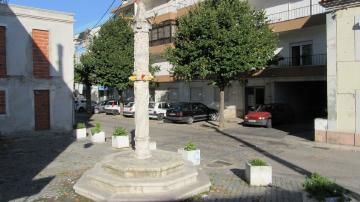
[{"x1": 290, "y1": 40, "x2": 313, "y2": 65}]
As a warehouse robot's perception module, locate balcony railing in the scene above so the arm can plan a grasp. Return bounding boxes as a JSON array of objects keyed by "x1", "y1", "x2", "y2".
[
  {"x1": 267, "y1": 4, "x2": 326, "y2": 24},
  {"x1": 271, "y1": 54, "x2": 327, "y2": 67}
]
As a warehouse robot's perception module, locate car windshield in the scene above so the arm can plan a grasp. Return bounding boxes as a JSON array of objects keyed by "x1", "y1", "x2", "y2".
[
  {"x1": 126, "y1": 102, "x2": 134, "y2": 107},
  {"x1": 149, "y1": 103, "x2": 155, "y2": 108},
  {"x1": 107, "y1": 101, "x2": 115, "y2": 105},
  {"x1": 256, "y1": 105, "x2": 272, "y2": 112}
]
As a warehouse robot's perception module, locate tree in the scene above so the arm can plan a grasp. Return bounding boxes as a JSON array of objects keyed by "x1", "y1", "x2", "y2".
[
  {"x1": 75, "y1": 53, "x2": 96, "y2": 114},
  {"x1": 89, "y1": 16, "x2": 134, "y2": 101},
  {"x1": 88, "y1": 16, "x2": 159, "y2": 105},
  {"x1": 166, "y1": 0, "x2": 278, "y2": 128}
]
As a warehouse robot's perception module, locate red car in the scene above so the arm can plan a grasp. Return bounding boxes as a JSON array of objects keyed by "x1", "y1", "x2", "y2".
[{"x1": 243, "y1": 103, "x2": 294, "y2": 128}]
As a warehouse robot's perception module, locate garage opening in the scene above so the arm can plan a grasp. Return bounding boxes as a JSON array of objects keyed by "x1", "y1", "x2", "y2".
[{"x1": 274, "y1": 81, "x2": 327, "y2": 123}]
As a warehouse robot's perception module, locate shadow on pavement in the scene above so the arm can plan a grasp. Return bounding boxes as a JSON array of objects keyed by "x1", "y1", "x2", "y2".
[
  {"x1": 212, "y1": 126, "x2": 311, "y2": 176},
  {"x1": 0, "y1": 132, "x2": 73, "y2": 201}
]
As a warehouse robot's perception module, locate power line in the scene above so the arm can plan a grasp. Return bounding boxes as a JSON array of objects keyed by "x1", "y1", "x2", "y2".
[{"x1": 90, "y1": 0, "x2": 118, "y2": 31}]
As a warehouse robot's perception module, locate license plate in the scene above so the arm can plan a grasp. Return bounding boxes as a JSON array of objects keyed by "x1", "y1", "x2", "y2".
[
  {"x1": 249, "y1": 120, "x2": 256, "y2": 123},
  {"x1": 169, "y1": 113, "x2": 176, "y2": 116}
]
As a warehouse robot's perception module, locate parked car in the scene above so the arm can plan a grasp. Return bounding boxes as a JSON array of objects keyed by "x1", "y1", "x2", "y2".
[
  {"x1": 149, "y1": 102, "x2": 170, "y2": 120},
  {"x1": 104, "y1": 100, "x2": 121, "y2": 115},
  {"x1": 75, "y1": 99, "x2": 97, "y2": 113},
  {"x1": 165, "y1": 102, "x2": 218, "y2": 124},
  {"x1": 94, "y1": 100, "x2": 108, "y2": 114},
  {"x1": 243, "y1": 103, "x2": 294, "y2": 128},
  {"x1": 123, "y1": 102, "x2": 135, "y2": 117}
]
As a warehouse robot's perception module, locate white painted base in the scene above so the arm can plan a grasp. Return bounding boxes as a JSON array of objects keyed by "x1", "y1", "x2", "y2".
[
  {"x1": 74, "y1": 128, "x2": 87, "y2": 140},
  {"x1": 112, "y1": 136, "x2": 129, "y2": 149},
  {"x1": 149, "y1": 142, "x2": 156, "y2": 150},
  {"x1": 245, "y1": 162, "x2": 272, "y2": 186},
  {"x1": 91, "y1": 131, "x2": 105, "y2": 143},
  {"x1": 178, "y1": 149, "x2": 200, "y2": 166},
  {"x1": 74, "y1": 150, "x2": 211, "y2": 202}
]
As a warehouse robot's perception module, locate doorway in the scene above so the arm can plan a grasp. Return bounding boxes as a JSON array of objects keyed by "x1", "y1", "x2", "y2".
[
  {"x1": 245, "y1": 87, "x2": 265, "y2": 112},
  {"x1": 34, "y1": 90, "x2": 50, "y2": 130}
]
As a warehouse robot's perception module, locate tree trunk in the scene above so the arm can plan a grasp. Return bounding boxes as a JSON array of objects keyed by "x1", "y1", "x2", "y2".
[
  {"x1": 85, "y1": 84, "x2": 92, "y2": 114},
  {"x1": 219, "y1": 87, "x2": 225, "y2": 129},
  {"x1": 118, "y1": 89, "x2": 124, "y2": 115}
]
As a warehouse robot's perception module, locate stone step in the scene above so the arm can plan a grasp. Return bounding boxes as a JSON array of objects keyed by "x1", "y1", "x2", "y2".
[
  {"x1": 74, "y1": 168, "x2": 211, "y2": 202},
  {"x1": 85, "y1": 162, "x2": 199, "y2": 193},
  {"x1": 101, "y1": 150, "x2": 186, "y2": 178}
]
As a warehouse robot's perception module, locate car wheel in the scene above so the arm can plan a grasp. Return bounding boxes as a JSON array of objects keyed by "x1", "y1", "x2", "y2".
[
  {"x1": 266, "y1": 119, "x2": 272, "y2": 128},
  {"x1": 209, "y1": 113, "x2": 219, "y2": 121},
  {"x1": 186, "y1": 117, "x2": 194, "y2": 124},
  {"x1": 157, "y1": 113, "x2": 164, "y2": 121},
  {"x1": 78, "y1": 107, "x2": 85, "y2": 113}
]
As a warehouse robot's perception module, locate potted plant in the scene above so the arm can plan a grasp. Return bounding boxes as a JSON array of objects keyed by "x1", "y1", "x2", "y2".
[
  {"x1": 90, "y1": 122, "x2": 105, "y2": 143},
  {"x1": 245, "y1": 158, "x2": 272, "y2": 186},
  {"x1": 303, "y1": 173, "x2": 346, "y2": 202},
  {"x1": 74, "y1": 123, "x2": 87, "y2": 140},
  {"x1": 177, "y1": 142, "x2": 200, "y2": 166},
  {"x1": 112, "y1": 127, "x2": 129, "y2": 149}
]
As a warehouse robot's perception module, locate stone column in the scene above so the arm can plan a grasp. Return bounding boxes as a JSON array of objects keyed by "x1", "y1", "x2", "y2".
[{"x1": 134, "y1": 0, "x2": 151, "y2": 159}]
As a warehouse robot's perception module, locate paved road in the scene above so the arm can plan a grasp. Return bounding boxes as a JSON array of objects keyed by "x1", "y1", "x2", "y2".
[{"x1": 0, "y1": 113, "x2": 359, "y2": 201}]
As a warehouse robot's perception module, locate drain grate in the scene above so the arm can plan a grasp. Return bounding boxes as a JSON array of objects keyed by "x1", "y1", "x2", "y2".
[{"x1": 206, "y1": 160, "x2": 233, "y2": 168}]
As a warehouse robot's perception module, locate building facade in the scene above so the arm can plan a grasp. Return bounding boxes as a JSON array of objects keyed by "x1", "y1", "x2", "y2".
[
  {"x1": 114, "y1": 0, "x2": 328, "y2": 121},
  {"x1": 315, "y1": 0, "x2": 360, "y2": 146},
  {"x1": 0, "y1": 4, "x2": 74, "y2": 133}
]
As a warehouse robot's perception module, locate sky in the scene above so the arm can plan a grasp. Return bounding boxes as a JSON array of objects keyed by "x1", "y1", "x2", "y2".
[{"x1": 7, "y1": 0, "x2": 123, "y2": 34}]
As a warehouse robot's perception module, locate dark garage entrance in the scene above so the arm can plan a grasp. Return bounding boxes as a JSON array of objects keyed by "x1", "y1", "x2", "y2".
[{"x1": 274, "y1": 81, "x2": 327, "y2": 123}]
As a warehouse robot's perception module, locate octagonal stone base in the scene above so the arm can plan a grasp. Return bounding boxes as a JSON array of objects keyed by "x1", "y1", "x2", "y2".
[{"x1": 74, "y1": 150, "x2": 211, "y2": 202}]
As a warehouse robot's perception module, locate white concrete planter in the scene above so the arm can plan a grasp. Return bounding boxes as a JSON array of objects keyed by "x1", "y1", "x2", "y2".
[
  {"x1": 91, "y1": 131, "x2": 105, "y2": 143},
  {"x1": 149, "y1": 142, "x2": 156, "y2": 150},
  {"x1": 74, "y1": 128, "x2": 87, "y2": 140},
  {"x1": 178, "y1": 149, "x2": 200, "y2": 166},
  {"x1": 302, "y1": 192, "x2": 344, "y2": 202},
  {"x1": 112, "y1": 135, "x2": 129, "y2": 149},
  {"x1": 245, "y1": 162, "x2": 272, "y2": 186}
]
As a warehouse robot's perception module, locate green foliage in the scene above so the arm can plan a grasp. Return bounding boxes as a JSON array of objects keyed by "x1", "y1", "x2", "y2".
[
  {"x1": 88, "y1": 16, "x2": 134, "y2": 91},
  {"x1": 166, "y1": 0, "x2": 277, "y2": 127},
  {"x1": 249, "y1": 159, "x2": 268, "y2": 166},
  {"x1": 113, "y1": 127, "x2": 128, "y2": 136},
  {"x1": 303, "y1": 173, "x2": 345, "y2": 201},
  {"x1": 184, "y1": 142, "x2": 197, "y2": 151},
  {"x1": 75, "y1": 123, "x2": 86, "y2": 129},
  {"x1": 167, "y1": 0, "x2": 277, "y2": 86},
  {"x1": 91, "y1": 122, "x2": 102, "y2": 135}
]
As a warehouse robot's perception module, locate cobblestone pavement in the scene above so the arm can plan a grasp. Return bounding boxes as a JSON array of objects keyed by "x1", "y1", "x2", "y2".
[{"x1": 0, "y1": 114, "x2": 359, "y2": 202}]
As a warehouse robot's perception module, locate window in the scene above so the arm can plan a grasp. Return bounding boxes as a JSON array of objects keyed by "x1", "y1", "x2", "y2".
[
  {"x1": 150, "y1": 20, "x2": 176, "y2": 46},
  {"x1": 0, "y1": 26, "x2": 6, "y2": 77},
  {"x1": 0, "y1": 90, "x2": 6, "y2": 114},
  {"x1": 32, "y1": 29, "x2": 50, "y2": 78},
  {"x1": 290, "y1": 42, "x2": 313, "y2": 66},
  {"x1": 190, "y1": 87, "x2": 203, "y2": 101}
]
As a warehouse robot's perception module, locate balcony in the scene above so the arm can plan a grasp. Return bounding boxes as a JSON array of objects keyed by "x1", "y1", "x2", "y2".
[
  {"x1": 267, "y1": 4, "x2": 326, "y2": 24},
  {"x1": 272, "y1": 54, "x2": 327, "y2": 67}
]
